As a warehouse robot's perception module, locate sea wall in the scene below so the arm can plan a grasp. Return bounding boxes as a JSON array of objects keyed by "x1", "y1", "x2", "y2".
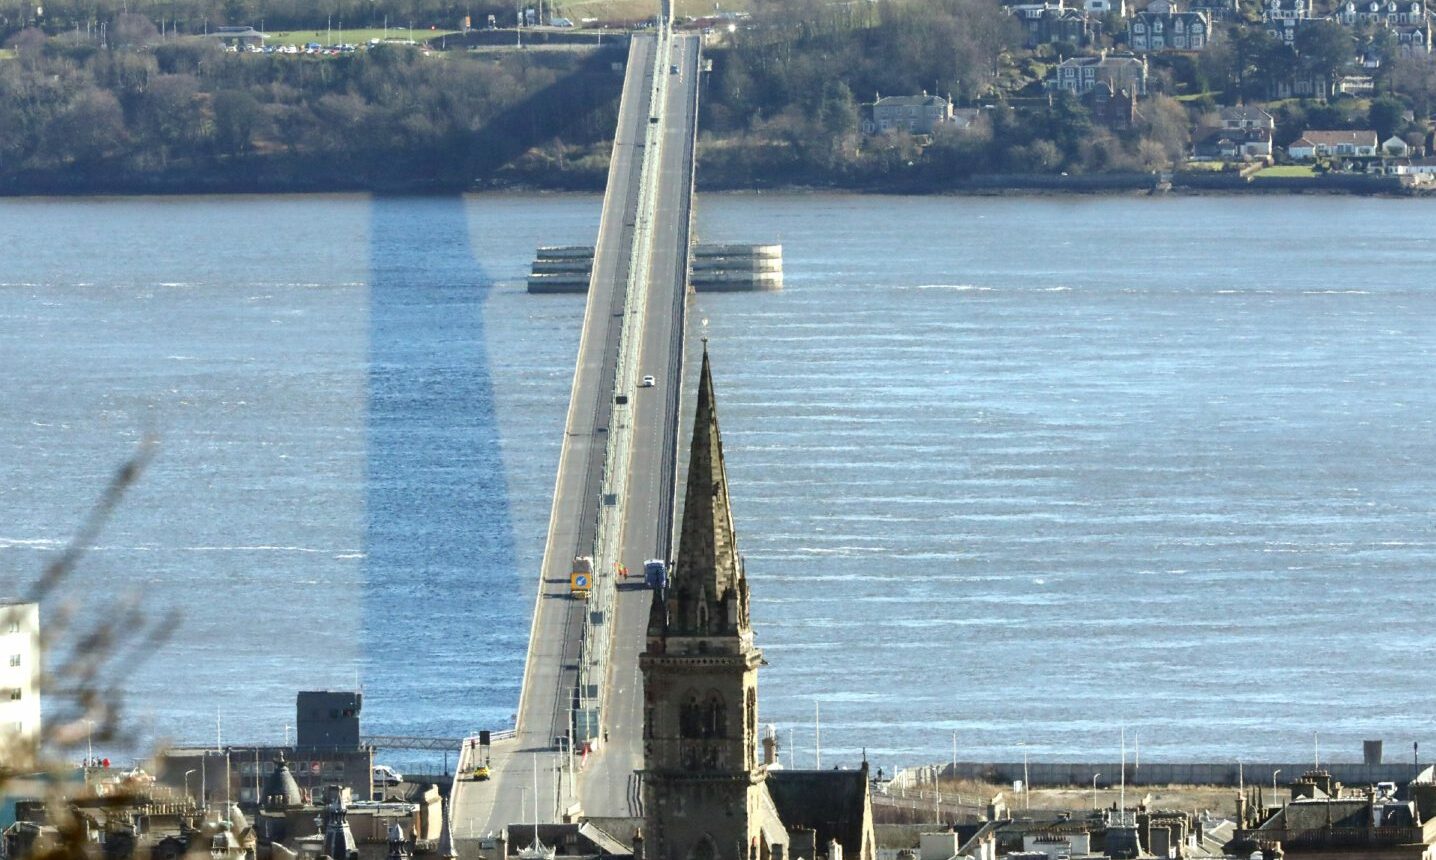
[{"x1": 932, "y1": 761, "x2": 1425, "y2": 788}]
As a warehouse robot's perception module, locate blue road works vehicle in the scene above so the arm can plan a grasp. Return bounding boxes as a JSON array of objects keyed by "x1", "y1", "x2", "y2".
[{"x1": 644, "y1": 559, "x2": 668, "y2": 590}]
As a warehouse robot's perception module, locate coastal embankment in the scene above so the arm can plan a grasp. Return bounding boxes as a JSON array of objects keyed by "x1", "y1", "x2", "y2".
[{"x1": 908, "y1": 760, "x2": 1427, "y2": 788}]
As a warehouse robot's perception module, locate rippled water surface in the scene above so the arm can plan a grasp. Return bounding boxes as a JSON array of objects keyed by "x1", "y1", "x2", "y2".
[{"x1": 2, "y1": 193, "x2": 1434, "y2": 772}]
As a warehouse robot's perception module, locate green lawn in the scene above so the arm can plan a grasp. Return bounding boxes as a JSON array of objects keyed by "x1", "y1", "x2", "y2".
[
  {"x1": 552, "y1": 0, "x2": 751, "y2": 22},
  {"x1": 262, "y1": 27, "x2": 458, "y2": 46},
  {"x1": 0, "y1": 48, "x2": 15, "y2": 60},
  {"x1": 1257, "y1": 164, "x2": 1317, "y2": 177}
]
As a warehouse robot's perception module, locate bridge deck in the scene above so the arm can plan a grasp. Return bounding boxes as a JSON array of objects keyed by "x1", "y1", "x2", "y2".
[
  {"x1": 576, "y1": 31, "x2": 701, "y2": 819},
  {"x1": 452, "y1": 27, "x2": 702, "y2": 841}
]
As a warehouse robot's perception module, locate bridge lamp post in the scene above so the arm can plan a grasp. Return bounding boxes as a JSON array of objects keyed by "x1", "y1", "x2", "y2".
[
  {"x1": 1272, "y1": 769, "x2": 1281, "y2": 803},
  {"x1": 1091, "y1": 772, "x2": 1101, "y2": 810},
  {"x1": 184, "y1": 770, "x2": 197, "y2": 805}
]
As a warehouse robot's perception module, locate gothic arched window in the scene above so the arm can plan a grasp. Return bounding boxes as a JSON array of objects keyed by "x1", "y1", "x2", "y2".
[
  {"x1": 680, "y1": 691, "x2": 702, "y2": 738},
  {"x1": 703, "y1": 692, "x2": 726, "y2": 738},
  {"x1": 691, "y1": 836, "x2": 718, "y2": 860}
]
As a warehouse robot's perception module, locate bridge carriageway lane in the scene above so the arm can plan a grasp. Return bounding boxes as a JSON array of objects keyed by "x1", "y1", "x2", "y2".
[
  {"x1": 577, "y1": 32, "x2": 703, "y2": 819},
  {"x1": 453, "y1": 32, "x2": 659, "y2": 842}
]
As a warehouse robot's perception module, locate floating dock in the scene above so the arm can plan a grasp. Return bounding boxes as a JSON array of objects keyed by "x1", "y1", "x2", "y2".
[{"x1": 527, "y1": 243, "x2": 782, "y2": 293}]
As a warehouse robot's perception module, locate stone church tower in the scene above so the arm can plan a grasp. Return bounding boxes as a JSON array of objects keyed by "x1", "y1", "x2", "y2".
[{"x1": 641, "y1": 347, "x2": 781, "y2": 860}]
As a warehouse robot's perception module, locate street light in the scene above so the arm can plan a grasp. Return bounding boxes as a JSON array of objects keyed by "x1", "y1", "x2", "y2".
[
  {"x1": 184, "y1": 769, "x2": 197, "y2": 804},
  {"x1": 1272, "y1": 769, "x2": 1282, "y2": 804},
  {"x1": 1023, "y1": 747, "x2": 1031, "y2": 810},
  {"x1": 1092, "y1": 772, "x2": 1101, "y2": 810},
  {"x1": 84, "y1": 719, "x2": 94, "y2": 768}
]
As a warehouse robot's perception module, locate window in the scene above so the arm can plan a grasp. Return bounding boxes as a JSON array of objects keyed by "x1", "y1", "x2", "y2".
[
  {"x1": 9, "y1": 688, "x2": 19, "y2": 701},
  {"x1": 8, "y1": 655, "x2": 19, "y2": 668},
  {"x1": 6, "y1": 622, "x2": 18, "y2": 634}
]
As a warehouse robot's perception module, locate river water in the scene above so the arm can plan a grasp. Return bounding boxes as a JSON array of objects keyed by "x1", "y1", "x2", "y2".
[{"x1": 2, "y1": 193, "x2": 1434, "y2": 773}]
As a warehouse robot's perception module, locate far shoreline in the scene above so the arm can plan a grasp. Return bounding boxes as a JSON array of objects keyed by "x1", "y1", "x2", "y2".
[{"x1": 2, "y1": 173, "x2": 1432, "y2": 199}]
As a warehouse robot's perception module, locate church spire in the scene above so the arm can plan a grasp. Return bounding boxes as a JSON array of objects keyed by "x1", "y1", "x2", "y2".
[{"x1": 652, "y1": 342, "x2": 749, "y2": 638}]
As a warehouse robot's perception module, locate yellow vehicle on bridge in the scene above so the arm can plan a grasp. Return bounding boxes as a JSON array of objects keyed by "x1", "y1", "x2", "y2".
[{"x1": 570, "y1": 555, "x2": 593, "y2": 599}]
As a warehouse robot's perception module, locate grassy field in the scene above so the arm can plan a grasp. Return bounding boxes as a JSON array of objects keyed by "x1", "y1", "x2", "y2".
[
  {"x1": 0, "y1": 48, "x2": 15, "y2": 60},
  {"x1": 1257, "y1": 164, "x2": 1317, "y2": 177},
  {"x1": 936, "y1": 777, "x2": 1239, "y2": 817},
  {"x1": 262, "y1": 27, "x2": 459, "y2": 46},
  {"x1": 552, "y1": 0, "x2": 751, "y2": 22}
]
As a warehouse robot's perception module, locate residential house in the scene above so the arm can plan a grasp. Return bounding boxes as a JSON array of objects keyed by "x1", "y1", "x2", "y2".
[
  {"x1": 1383, "y1": 134, "x2": 1412, "y2": 154},
  {"x1": 1397, "y1": 23, "x2": 1433, "y2": 53},
  {"x1": 1288, "y1": 129, "x2": 1380, "y2": 159},
  {"x1": 866, "y1": 93, "x2": 954, "y2": 135},
  {"x1": 1266, "y1": 69, "x2": 1330, "y2": 98},
  {"x1": 1012, "y1": 2, "x2": 1098, "y2": 47},
  {"x1": 1336, "y1": 74, "x2": 1377, "y2": 94},
  {"x1": 1190, "y1": 0, "x2": 1239, "y2": 20},
  {"x1": 1334, "y1": 0, "x2": 1424, "y2": 26},
  {"x1": 1129, "y1": 4, "x2": 1211, "y2": 51},
  {"x1": 1333, "y1": 0, "x2": 1431, "y2": 52},
  {"x1": 1375, "y1": 154, "x2": 1436, "y2": 175},
  {"x1": 1263, "y1": 0, "x2": 1312, "y2": 44},
  {"x1": 1084, "y1": 0, "x2": 1129, "y2": 14},
  {"x1": 1194, "y1": 126, "x2": 1274, "y2": 159},
  {"x1": 1050, "y1": 52, "x2": 1149, "y2": 95},
  {"x1": 1221, "y1": 105, "x2": 1276, "y2": 130},
  {"x1": 1088, "y1": 81, "x2": 1140, "y2": 128},
  {"x1": 1233, "y1": 782, "x2": 1436, "y2": 858}
]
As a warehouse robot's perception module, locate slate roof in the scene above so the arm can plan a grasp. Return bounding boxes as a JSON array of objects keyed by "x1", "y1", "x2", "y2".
[
  {"x1": 767, "y1": 768, "x2": 873, "y2": 859},
  {"x1": 1197, "y1": 125, "x2": 1271, "y2": 143},
  {"x1": 1267, "y1": 799, "x2": 1371, "y2": 833},
  {"x1": 1300, "y1": 129, "x2": 1379, "y2": 147},
  {"x1": 874, "y1": 94, "x2": 949, "y2": 108},
  {"x1": 1221, "y1": 105, "x2": 1275, "y2": 124}
]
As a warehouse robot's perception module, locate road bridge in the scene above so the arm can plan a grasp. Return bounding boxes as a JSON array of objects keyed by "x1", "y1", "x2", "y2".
[{"x1": 451, "y1": 18, "x2": 702, "y2": 845}]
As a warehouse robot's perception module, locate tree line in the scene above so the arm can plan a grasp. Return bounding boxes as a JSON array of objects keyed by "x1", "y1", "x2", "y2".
[
  {"x1": 0, "y1": 34, "x2": 623, "y2": 192},
  {"x1": 1, "y1": 0, "x2": 512, "y2": 38}
]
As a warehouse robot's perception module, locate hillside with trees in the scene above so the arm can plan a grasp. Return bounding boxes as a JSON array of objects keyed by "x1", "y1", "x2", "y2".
[{"x1": 5, "y1": 0, "x2": 1436, "y2": 192}]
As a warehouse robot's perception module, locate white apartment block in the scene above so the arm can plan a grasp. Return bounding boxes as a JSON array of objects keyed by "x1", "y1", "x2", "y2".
[{"x1": 0, "y1": 602, "x2": 41, "y2": 770}]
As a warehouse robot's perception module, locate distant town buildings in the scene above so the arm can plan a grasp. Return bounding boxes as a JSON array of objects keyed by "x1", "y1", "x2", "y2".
[{"x1": 0, "y1": 602, "x2": 40, "y2": 771}]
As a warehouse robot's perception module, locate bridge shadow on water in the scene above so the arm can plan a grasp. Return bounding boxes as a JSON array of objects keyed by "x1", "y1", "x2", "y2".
[{"x1": 361, "y1": 194, "x2": 520, "y2": 739}]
